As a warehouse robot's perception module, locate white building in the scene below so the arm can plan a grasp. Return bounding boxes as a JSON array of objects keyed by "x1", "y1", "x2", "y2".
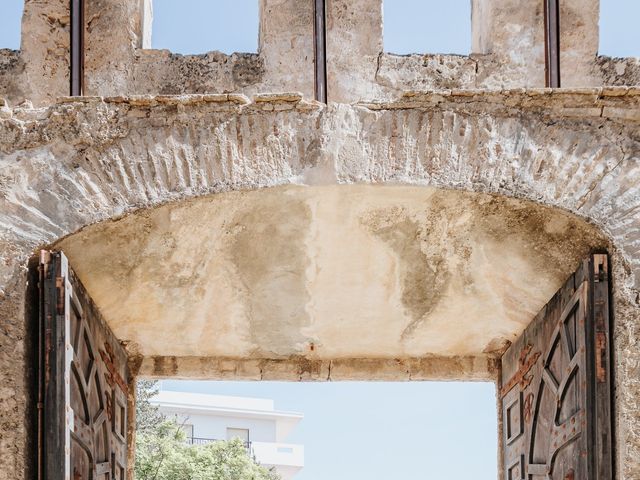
[{"x1": 151, "y1": 391, "x2": 304, "y2": 480}]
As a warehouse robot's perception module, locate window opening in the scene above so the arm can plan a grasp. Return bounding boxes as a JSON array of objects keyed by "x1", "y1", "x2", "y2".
[
  {"x1": 599, "y1": 0, "x2": 640, "y2": 57},
  {"x1": 149, "y1": 0, "x2": 259, "y2": 54},
  {"x1": 0, "y1": 1, "x2": 23, "y2": 50},
  {"x1": 383, "y1": 0, "x2": 471, "y2": 55},
  {"x1": 227, "y1": 428, "x2": 250, "y2": 442}
]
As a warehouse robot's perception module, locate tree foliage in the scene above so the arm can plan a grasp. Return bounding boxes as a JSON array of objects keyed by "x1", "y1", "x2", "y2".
[
  {"x1": 136, "y1": 380, "x2": 164, "y2": 434},
  {"x1": 135, "y1": 381, "x2": 280, "y2": 480}
]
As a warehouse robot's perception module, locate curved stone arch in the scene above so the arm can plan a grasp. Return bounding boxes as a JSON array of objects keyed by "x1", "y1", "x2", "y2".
[{"x1": 1, "y1": 92, "x2": 639, "y2": 288}]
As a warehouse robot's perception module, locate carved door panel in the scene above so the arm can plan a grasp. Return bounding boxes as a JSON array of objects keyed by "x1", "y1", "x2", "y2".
[
  {"x1": 40, "y1": 251, "x2": 129, "y2": 480},
  {"x1": 500, "y1": 254, "x2": 613, "y2": 480}
]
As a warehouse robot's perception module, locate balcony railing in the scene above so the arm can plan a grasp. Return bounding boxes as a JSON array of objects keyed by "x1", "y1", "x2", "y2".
[
  {"x1": 186, "y1": 437, "x2": 251, "y2": 450},
  {"x1": 184, "y1": 438, "x2": 303, "y2": 469}
]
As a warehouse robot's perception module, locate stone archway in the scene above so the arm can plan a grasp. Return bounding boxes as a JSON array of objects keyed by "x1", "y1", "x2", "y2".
[
  {"x1": 40, "y1": 185, "x2": 618, "y2": 480},
  {"x1": 1, "y1": 91, "x2": 639, "y2": 287},
  {"x1": 1, "y1": 90, "x2": 639, "y2": 479}
]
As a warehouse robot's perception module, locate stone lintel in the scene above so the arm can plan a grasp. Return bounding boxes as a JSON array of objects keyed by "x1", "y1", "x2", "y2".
[{"x1": 138, "y1": 356, "x2": 497, "y2": 382}]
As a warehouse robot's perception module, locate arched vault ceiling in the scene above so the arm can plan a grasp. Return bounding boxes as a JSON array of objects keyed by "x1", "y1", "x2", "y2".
[{"x1": 57, "y1": 185, "x2": 606, "y2": 359}]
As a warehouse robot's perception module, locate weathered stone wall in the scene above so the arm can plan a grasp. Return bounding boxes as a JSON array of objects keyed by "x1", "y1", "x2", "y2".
[
  {"x1": 130, "y1": 51, "x2": 265, "y2": 95},
  {"x1": 138, "y1": 356, "x2": 497, "y2": 382},
  {"x1": 371, "y1": 53, "x2": 640, "y2": 97},
  {"x1": 3, "y1": 0, "x2": 640, "y2": 106},
  {"x1": 2, "y1": 90, "x2": 640, "y2": 287},
  {"x1": 559, "y1": 0, "x2": 600, "y2": 86},
  {"x1": 0, "y1": 271, "x2": 29, "y2": 480},
  {"x1": 0, "y1": 89, "x2": 639, "y2": 479},
  {"x1": 0, "y1": 50, "x2": 22, "y2": 102},
  {"x1": 56, "y1": 185, "x2": 608, "y2": 364},
  {"x1": 611, "y1": 249, "x2": 640, "y2": 480},
  {"x1": 1, "y1": 0, "x2": 639, "y2": 478},
  {"x1": 84, "y1": 0, "x2": 145, "y2": 97},
  {"x1": 594, "y1": 56, "x2": 640, "y2": 87},
  {"x1": 20, "y1": 0, "x2": 70, "y2": 105},
  {"x1": 1, "y1": 0, "x2": 315, "y2": 106}
]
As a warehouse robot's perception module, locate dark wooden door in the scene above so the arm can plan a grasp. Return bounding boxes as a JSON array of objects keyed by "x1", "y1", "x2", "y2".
[
  {"x1": 40, "y1": 251, "x2": 129, "y2": 480},
  {"x1": 500, "y1": 254, "x2": 613, "y2": 480}
]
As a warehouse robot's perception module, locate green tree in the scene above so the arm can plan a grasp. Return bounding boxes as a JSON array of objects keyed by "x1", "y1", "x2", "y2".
[
  {"x1": 136, "y1": 380, "x2": 165, "y2": 434},
  {"x1": 135, "y1": 381, "x2": 280, "y2": 480}
]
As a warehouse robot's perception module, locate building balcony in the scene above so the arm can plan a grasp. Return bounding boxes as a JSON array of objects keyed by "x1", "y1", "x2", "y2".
[
  {"x1": 250, "y1": 442, "x2": 304, "y2": 468},
  {"x1": 186, "y1": 437, "x2": 251, "y2": 450},
  {"x1": 185, "y1": 438, "x2": 303, "y2": 466}
]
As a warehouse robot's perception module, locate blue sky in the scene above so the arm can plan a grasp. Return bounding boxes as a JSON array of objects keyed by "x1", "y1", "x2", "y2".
[
  {"x1": 161, "y1": 380, "x2": 498, "y2": 480},
  {"x1": 2, "y1": 0, "x2": 640, "y2": 56}
]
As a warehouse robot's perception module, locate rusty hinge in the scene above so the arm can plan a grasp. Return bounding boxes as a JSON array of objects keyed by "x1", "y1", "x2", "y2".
[
  {"x1": 593, "y1": 254, "x2": 608, "y2": 383},
  {"x1": 595, "y1": 332, "x2": 607, "y2": 383},
  {"x1": 100, "y1": 342, "x2": 128, "y2": 395},
  {"x1": 56, "y1": 276, "x2": 65, "y2": 315},
  {"x1": 500, "y1": 344, "x2": 541, "y2": 397}
]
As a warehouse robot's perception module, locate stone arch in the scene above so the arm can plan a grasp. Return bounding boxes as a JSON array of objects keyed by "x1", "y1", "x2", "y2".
[
  {"x1": 1, "y1": 90, "x2": 639, "y2": 479},
  {"x1": 1, "y1": 92, "x2": 639, "y2": 287}
]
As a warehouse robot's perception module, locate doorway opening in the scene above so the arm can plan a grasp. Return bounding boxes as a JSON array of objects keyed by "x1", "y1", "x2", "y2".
[
  {"x1": 137, "y1": 379, "x2": 498, "y2": 480},
  {"x1": 34, "y1": 230, "x2": 614, "y2": 479}
]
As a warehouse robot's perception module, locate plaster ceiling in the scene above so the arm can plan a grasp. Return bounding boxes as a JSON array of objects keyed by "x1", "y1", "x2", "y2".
[{"x1": 57, "y1": 185, "x2": 606, "y2": 359}]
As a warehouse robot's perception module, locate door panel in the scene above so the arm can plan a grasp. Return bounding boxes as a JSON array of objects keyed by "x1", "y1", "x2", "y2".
[
  {"x1": 41, "y1": 251, "x2": 129, "y2": 480},
  {"x1": 500, "y1": 254, "x2": 613, "y2": 480}
]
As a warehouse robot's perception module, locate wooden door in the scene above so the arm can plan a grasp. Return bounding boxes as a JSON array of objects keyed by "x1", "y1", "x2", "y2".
[
  {"x1": 40, "y1": 251, "x2": 129, "y2": 480},
  {"x1": 500, "y1": 254, "x2": 613, "y2": 480}
]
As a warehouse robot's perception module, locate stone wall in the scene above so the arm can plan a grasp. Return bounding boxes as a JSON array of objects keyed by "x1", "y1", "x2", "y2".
[
  {"x1": 130, "y1": 51, "x2": 265, "y2": 96},
  {"x1": 1, "y1": 0, "x2": 639, "y2": 479},
  {"x1": 0, "y1": 50, "x2": 22, "y2": 102},
  {"x1": 138, "y1": 356, "x2": 497, "y2": 382},
  {"x1": 3, "y1": 0, "x2": 640, "y2": 106},
  {"x1": 611, "y1": 249, "x2": 640, "y2": 480},
  {"x1": 0, "y1": 270, "x2": 29, "y2": 480}
]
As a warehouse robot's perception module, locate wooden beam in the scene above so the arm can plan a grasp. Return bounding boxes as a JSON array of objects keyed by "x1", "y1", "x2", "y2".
[{"x1": 544, "y1": 0, "x2": 561, "y2": 88}]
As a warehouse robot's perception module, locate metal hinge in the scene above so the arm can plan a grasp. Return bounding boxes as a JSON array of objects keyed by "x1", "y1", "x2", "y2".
[
  {"x1": 592, "y1": 254, "x2": 609, "y2": 384},
  {"x1": 595, "y1": 332, "x2": 607, "y2": 383},
  {"x1": 56, "y1": 276, "x2": 65, "y2": 315}
]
